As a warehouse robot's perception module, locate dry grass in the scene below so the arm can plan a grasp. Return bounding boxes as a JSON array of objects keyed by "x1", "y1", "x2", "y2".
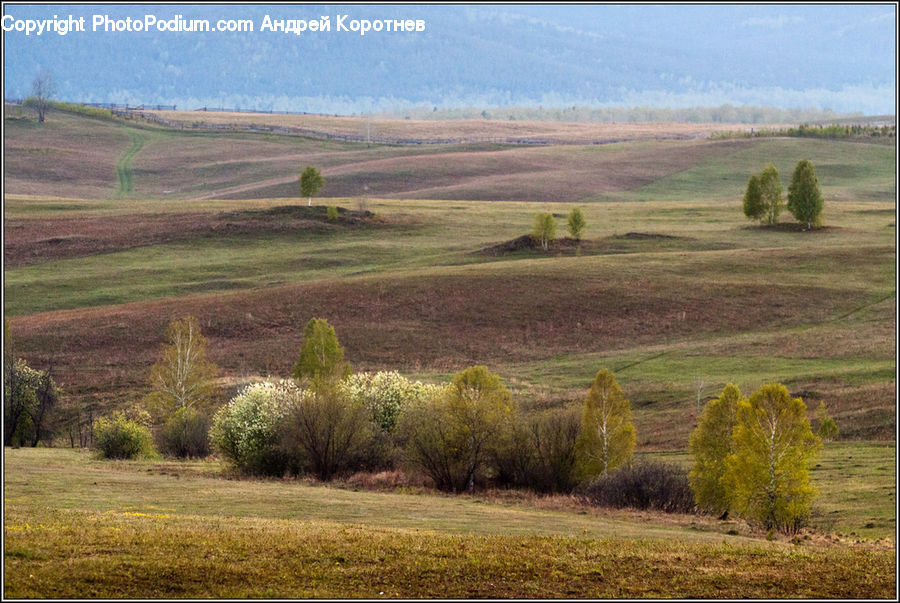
[
  {"x1": 146, "y1": 109, "x2": 768, "y2": 143},
  {"x1": 3, "y1": 448, "x2": 896, "y2": 598}
]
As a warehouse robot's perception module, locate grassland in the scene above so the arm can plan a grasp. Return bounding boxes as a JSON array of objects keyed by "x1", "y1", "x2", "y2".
[
  {"x1": 3, "y1": 448, "x2": 895, "y2": 598},
  {"x1": 2, "y1": 109, "x2": 896, "y2": 597},
  {"x1": 4, "y1": 110, "x2": 895, "y2": 448}
]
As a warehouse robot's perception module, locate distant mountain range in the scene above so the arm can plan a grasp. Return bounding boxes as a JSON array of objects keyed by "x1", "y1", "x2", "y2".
[{"x1": 2, "y1": 4, "x2": 896, "y2": 116}]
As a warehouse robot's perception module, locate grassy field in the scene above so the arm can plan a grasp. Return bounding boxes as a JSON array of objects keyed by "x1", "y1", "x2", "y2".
[
  {"x1": 4, "y1": 110, "x2": 895, "y2": 449},
  {"x1": 3, "y1": 448, "x2": 895, "y2": 598},
  {"x1": 2, "y1": 109, "x2": 895, "y2": 597}
]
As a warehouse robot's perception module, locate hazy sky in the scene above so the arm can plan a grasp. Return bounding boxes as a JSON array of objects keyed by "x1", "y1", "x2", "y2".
[{"x1": 3, "y1": 3, "x2": 896, "y2": 114}]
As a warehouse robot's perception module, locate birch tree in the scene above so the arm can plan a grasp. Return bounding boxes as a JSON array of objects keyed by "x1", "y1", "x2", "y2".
[
  {"x1": 300, "y1": 166, "x2": 325, "y2": 207},
  {"x1": 724, "y1": 383, "x2": 821, "y2": 533},
  {"x1": 689, "y1": 383, "x2": 742, "y2": 515},
  {"x1": 292, "y1": 317, "x2": 351, "y2": 386},
  {"x1": 146, "y1": 316, "x2": 219, "y2": 418},
  {"x1": 531, "y1": 213, "x2": 556, "y2": 250},
  {"x1": 758, "y1": 163, "x2": 784, "y2": 225},
  {"x1": 575, "y1": 368, "x2": 636, "y2": 477}
]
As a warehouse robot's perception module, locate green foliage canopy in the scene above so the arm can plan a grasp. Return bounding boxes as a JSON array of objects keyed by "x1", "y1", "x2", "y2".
[
  {"x1": 531, "y1": 213, "x2": 556, "y2": 250},
  {"x1": 292, "y1": 318, "x2": 351, "y2": 386},
  {"x1": 787, "y1": 159, "x2": 824, "y2": 229},
  {"x1": 300, "y1": 166, "x2": 325, "y2": 205},
  {"x1": 724, "y1": 383, "x2": 821, "y2": 534},
  {"x1": 689, "y1": 383, "x2": 742, "y2": 515},
  {"x1": 566, "y1": 207, "x2": 586, "y2": 240},
  {"x1": 742, "y1": 174, "x2": 765, "y2": 222},
  {"x1": 397, "y1": 365, "x2": 516, "y2": 492},
  {"x1": 575, "y1": 369, "x2": 636, "y2": 477},
  {"x1": 758, "y1": 163, "x2": 783, "y2": 225}
]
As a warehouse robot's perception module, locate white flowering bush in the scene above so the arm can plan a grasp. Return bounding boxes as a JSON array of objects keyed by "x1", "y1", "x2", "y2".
[
  {"x1": 340, "y1": 371, "x2": 445, "y2": 432},
  {"x1": 209, "y1": 380, "x2": 302, "y2": 475}
]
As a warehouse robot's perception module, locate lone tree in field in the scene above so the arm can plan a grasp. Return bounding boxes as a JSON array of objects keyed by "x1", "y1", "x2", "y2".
[
  {"x1": 26, "y1": 70, "x2": 55, "y2": 123},
  {"x1": 689, "y1": 383, "x2": 742, "y2": 516},
  {"x1": 146, "y1": 316, "x2": 220, "y2": 419},
  {"x1": 292, "y1": 317, "x2": 351, "y2": 385},
  {"x1": 397, "y1": 365, "x2": 516, "y2": 492},
  {"x1": 758, "y1": 164, "x2": 783, "y2": 225},
  {"x1": 724, "y1": 383, "x2": 821, "y2": 534},
  {"x1": 575, "y1": 369, "x2": 636, "y2": 477},
  {"x1": 787, "y1": 159, "x2": 824, "y2": 229},
  {"x1": 567, "y1": 207, "x2": 586, "y2": 241},
  {"x1": 300, "y1": 166, "x2": 325, "y2": 207},
  {"x1": 531, "y1": 212, "x2": 557, "y2": 250}
]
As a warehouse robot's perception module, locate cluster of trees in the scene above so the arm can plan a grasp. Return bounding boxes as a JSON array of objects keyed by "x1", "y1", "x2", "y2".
[
  {"x1": 531, "y1": 207, "x2": 586, "y2": 249},
  {"x1": 207, "y1": 318, "x2": 641, "y2": 494},
  {"x1": 743, "y1": 160, "x2": 824, "y2": 230},
  {"x1": 690, "y1": 383, "x2": 823, "y2": 534},
  {"x1": 737, "y1": 124, "x2": 895, "y2": 141},
  {"x1": 6, "y1": 314, "x2": 829, "y2": 534}
]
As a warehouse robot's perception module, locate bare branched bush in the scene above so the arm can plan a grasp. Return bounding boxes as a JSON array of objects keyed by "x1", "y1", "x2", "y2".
[{"x1": 578, "y1": 462, "x2": 695, "y2": 514}]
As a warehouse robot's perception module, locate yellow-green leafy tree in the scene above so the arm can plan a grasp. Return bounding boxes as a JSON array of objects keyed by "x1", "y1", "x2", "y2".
[
  {"x1": 300, "y1": 166, "x2": 325, "y2": 207},
  {"x1": 725, "y1": 383, "x2": 821, "y2": 534},
  {"x1": 758, "y1": 163, "x2": 784, "y2": 225},
  {"x1": 145, "y1": 316, "x2": 219, "y2": 419},
  {"x1": 397, "y1": 365, "x2": 516, "y2": 492},
  {"x1": 689, "y1": 383, "x2": 742, "y2": 516},
  {"x1": 575, "y1": 369, "x2": 636, "y2": 477},
  {"x1": 292, "y1": 317, "x2": 351, "y2": 387},
  {"x1": 531, "y1": 212, "x2": 556, "y2": 250}
]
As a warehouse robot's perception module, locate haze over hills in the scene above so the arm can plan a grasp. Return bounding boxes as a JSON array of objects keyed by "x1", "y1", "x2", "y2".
[{"x1": 2, "y1": 4, "x2": 896, "y2": 115}]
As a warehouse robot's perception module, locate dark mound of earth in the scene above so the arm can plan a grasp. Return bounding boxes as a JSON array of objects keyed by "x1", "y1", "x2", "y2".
[
  {"x1": 477, "y1": 235, "x2": 582, "y2": 256},
  {"x1": 219, "y1": 205, "x2": 374, "y2": 224}
]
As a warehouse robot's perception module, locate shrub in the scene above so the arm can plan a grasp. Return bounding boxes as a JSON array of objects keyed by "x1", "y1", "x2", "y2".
[
  {"x1": 578, "y1": 462, "x2": 695, "y2": 513},
  {"x1": 526, "y1": 406, "x2": 582, "y2": 493},
  {"x1": 92, "y1": 409, "x2": 157, "y2": 460},
  {"x1": 340, "y1": 371, "x2": 444, "y2": 432},
  {"x1": 327, "y1": 206, "x2": 339, "y2": 222},
  {"x1": 156, "y1": 407, "x2": 211, "y2": 458},
  {"x1": 815, "y1": 401, "x2": 839, "y2": 441},
  {"x1": 279, "y1": 382, "x2": 381, "y2": 480},
  {"x1": 491, "y1": 406, "x2": 582, "y2": 493},
  {"x1": 397, "y1": 366, "x2": 516, "y2": 492},
  {"x1": 209, "y1": 381, "x2": 298, "y2": 476}
]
